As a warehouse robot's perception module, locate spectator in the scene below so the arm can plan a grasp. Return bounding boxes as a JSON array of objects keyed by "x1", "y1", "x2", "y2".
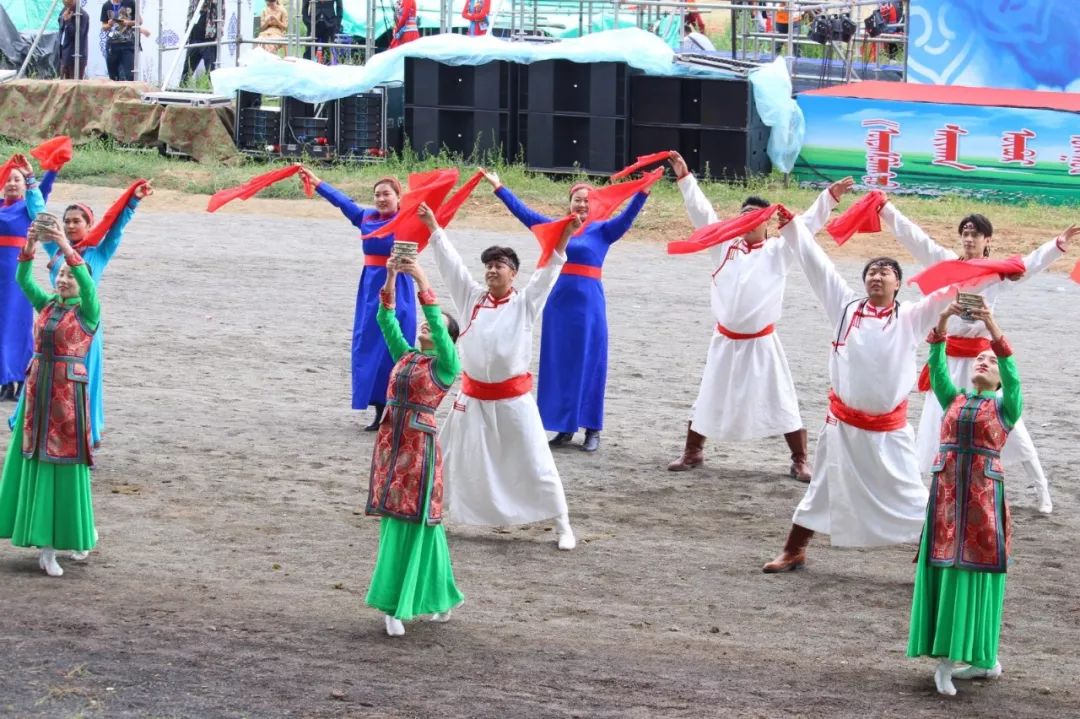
[
  {"x1": 183, "y1": 0, "x2": 219, "y2": 82},
  {"x1": 302, "y1": 0, "x2": 344, "y2": 61},
  {"x1": 100, "y1": 0, "x2": 138, "y2": 81},
  {"x1": 258, "y1": 0, "x2": 289, "y2": 57},
  {"x1": 58, "y1": 0, "x2": 90, "y2": 80}
]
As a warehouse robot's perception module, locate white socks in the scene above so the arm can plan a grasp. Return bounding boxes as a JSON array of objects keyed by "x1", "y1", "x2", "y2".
[
  {"x1": 38, "y1": 548, "x2": 63, "y2": 577},
  {"x1": 1023, "y1": 460, "x2": 1052, "y2": 513},
  {"x1": 952, "y1": 661, "x2": 1002, "y2": 680},
  {"x1": 384, "y1": 615, "x2": 405, "y2": 637},
  {"x1": 934, "y1": 659, "x2": 956, "y2": 696},
  {"x1": 554, "y1": 513, "x2": 576, "y2": 551}
]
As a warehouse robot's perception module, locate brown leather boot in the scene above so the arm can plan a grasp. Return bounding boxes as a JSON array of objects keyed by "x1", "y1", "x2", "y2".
[
  {"x1": 667, "y1": 422, "x2": 706, "y2": 471},
  {"x1": 783, "y1": 428, "x2": 812, "y2": 483},
  {"x1": 762, "y1": 524, "x2": 814, "y2": 573}
]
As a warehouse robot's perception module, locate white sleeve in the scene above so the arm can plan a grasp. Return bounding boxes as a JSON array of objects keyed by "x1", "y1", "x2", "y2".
[
  {"x1": 1015, "y1": 235, "x2": 1066, "y2": 282},
  {"x1": 523, "y1": 250, "x2": 567, "y2": 322},
  {"x1": 677, "y1": 174, "x2": 718, "y2": 229},
  {"x1": 880, "y1": 201, "x2": 957, "y2": 266},
  {"x1": 797, "y1": 187, "x2": 839, "y2": 236},
  {"x1": 429, "y1": 228, "x2": 483, "y2": 316},
  {"x1": 782, "y1": 216, "x2": 858, "y2": 328},
  {"x1": 907, "y1": 272, "x2": 1003, "y2": 336}
]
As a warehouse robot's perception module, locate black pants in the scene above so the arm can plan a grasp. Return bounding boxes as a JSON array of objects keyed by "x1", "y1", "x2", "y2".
[
  {"x1": 303, "y1": 20, "x2": 338, "y2": 60},
  {"x1": 59, "y1": 51, "x2": 87, "y2": 79},
  {"x1": 106, "y1": 43, "x2": 134, "y2": 81},
  {"x1": 183, "y1": 44, "x2": 218, "y2": 82}
]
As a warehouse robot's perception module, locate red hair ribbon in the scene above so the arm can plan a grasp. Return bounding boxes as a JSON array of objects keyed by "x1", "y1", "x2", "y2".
[
  {"x1": 825, "y1": 190, "x2": 887, "y2": 245},
  {"x1": 207, "y1": 165, "x2": 313, "y2": 213}
]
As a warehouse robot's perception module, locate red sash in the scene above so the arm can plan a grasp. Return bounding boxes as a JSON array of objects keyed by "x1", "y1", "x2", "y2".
[
  {"x1": 461, "y1": 372, "x2": 533, "y2": 400},
  {"x1": 561, "y1": 263, "x2": 602, "y2": 279},
  {"x1": 828, "y1": 390, "x2": 908, "y2": 432},
  {"x1": 0, "y1": 235, "x2": 26, "y2": 249},
  {"x1": 364, "y1": 254, "x2": 389, "y2": 267},
  {"x1": 916, "y1": 336, "x2": 992, "y2": 392},
  {"x1": 716, "y1": 322, "x2": 775, "y2": 340}
]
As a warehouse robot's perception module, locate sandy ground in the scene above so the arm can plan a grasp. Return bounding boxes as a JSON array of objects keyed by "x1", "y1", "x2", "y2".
[{"x1": 1, "y1": 184, "x2": 1077, "y2": 718}]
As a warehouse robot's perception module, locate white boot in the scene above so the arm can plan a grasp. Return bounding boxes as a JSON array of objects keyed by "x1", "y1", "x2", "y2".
[
  {"x1": 952, "y1": 661, "x2": 1002, "y2": 680},
  {"x1": 39, "y1": 548, "x2": 63, "y2": 577},
  {"x1": 429, "y1": 609, "x2": 453, "y2": 623},
  {"x1": 383, "y1": 614, "x2": 405, "y2": 637},
  {"x1": 554, "y1": 513, "x2": 576, "y2": 551},
  {"x1": 934, "y1": 659, "x2": 956, "y2": 696},
  {"x1": 1022, "y1": 459, "x2": 1052, "y2": 514}
]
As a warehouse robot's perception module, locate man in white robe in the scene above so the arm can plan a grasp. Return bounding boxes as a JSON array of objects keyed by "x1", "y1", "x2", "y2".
[
  {"x1": 763, "y1": 215, "x2": 1004, "y2": 572},
  {"x1": 425, "y1": 206, "x2": 577, "y2": 550},
  {"x1": 666, "y1": 151, "x2": 852, "y2": 481},
  {"x1": 882, "y1": 203, "x2": 1072, "y2": 513}
]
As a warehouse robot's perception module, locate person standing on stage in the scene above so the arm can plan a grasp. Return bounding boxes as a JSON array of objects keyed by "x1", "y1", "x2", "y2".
[
  {"x1": 666, "y1": 152, "x2": 852, "y2": 479},
  {"x1": 461, "y1": 0, "x2": 491, "y2": 36},
  {"x1": 182, "y1": 0, "x2": 219, "y2": 82},
  {"x1": 479, "y1": 168, "x2": 650, "y2": 453},
  {"x1": 907, "y1": 301, "x2": 1018, "y2": 696},
  {"x1": 0, "y1": 154, "x2": 57, "y2": 402},
  {"x1": 58, "y1": 0, "x2": 90, "y2": 80},
  {"x1": 422, "y1": 203, "x2": 578, "y2": 550},
  {"x1": 37, "y1": 183, "x2": 153, "y2": 448},
  {"x1": 101, "y1": 0, "x2": 138, "y2": 81},
  {"x1": 297, "y1": 167, "x2": 415, "y2": 431},
  {"x1": 364, "y1": 253, "x2": 464, "y2": 637},
  {"x1": 0, "y1": 224, "x2": 100, "y2": 577},
  {"x1": 882, "y1": 202, "x2": 1075, "y2": 513},
  {"x1": 301, "y1": 0, "x2": 344, "y2": 61},
  {"x1": 257, "y1": 0, "x2": 290, "y2": 57},
  {"x1": 389, "y1": 0, "x2": 420, "y2": 49},
  {"x1": 762, "y1": 215, "x2": 1006, "y2": 573}
]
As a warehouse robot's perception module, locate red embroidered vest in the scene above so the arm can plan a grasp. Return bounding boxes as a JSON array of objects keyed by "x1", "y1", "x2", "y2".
[
  {"x1": 22, "y1": 300, "x2": 95, "y2": 465},
  {"x1": 366, "y1": 351, "x2": 452, "y2": 524},
  {"x1": 927, "y1": 393, "x2": 1013, "y2": 573}
]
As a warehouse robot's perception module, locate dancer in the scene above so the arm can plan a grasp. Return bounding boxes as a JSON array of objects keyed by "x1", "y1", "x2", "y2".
[
  {"x1": 666, "y1": 152, "x2": 852, "y2": 479},
  {"x1": 36, "y1": 182, "x2": 152, "y2": 448},
  {"x1": 389, "y1": 0, "x2": 420, "y2": 49},
  {"x1": 365, "y1": 253, "x2": 464, "y2": 637},
  {"x1": 0, "y1": 223, "x2": 99, "y2": 577},
  {"x1": 761, "y1": 215, "x2": 1006, "y2": 573},
  {"x1": 883, "y1": 203, "x2": 1074, "y2": 513},
  {"x1": 423, "y1": 202, "x2": 578, "y2": 549},
  {"x1": 297, "y1": 166, "x2": 415, "y2": 431},
  {"x1": 480, "y1": 168, "x2": 650, "y2": 452},
  {"x1": 0, "y1": 154, "x2": 57, "y2": 402},
  {"x1": 907, "y1": 301, "x2": 1018, "y2": 696}
]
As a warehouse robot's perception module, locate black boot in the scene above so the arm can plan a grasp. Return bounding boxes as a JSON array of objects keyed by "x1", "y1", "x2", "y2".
[
  {"x1": 0, "y1": 383, "x2": 13, "y2": 401},
  {"x1": 581, "y1": 429, "x2": 600, "y2": 452},
  {"x1": 549, "y1": 432, "x2": 574, "y2": 447},
  {"x1": 364, "y1": 404, "x2": 385, "y2": 432}
]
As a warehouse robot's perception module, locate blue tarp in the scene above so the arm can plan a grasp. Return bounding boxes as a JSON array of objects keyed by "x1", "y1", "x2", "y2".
[{"x1": 211, "y1": 29, "x2": 803, "y2": 172}]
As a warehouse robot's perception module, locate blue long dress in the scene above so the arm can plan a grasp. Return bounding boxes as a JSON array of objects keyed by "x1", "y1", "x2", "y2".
[
  {"x1": 38, "y1": 196, "x2": 140, "y2": 447},
  {"x1": 0, "y1": 171, "x2": 54, "y2": 385},
  {"x1": 316, "y1": 182, "x2": 416, "y2": 410},
  {"x1": 494, "y1": 186, "x2": 648, "y2": 433}
]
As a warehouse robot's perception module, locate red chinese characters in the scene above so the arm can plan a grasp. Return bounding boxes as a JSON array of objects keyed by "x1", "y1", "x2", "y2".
[
  {"x1": 1000, "y1": 128, "x2": 1036, "y2": 166},
  {"x1": 862, "y1": 119, "x2": 902, "y2": 189},
  {"x1": 932, "y1": 123, "x2": 977, "y2": 171}
]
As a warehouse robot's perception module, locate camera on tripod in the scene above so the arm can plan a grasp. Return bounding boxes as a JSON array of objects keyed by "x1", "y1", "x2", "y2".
[{"x1": 808, "y1": 13, "x2": 856, "y2": 44}]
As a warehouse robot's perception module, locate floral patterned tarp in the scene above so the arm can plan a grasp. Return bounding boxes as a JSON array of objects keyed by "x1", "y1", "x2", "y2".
[{"x1": 0, "y1": 79, "x2": 239, "y2": 164}]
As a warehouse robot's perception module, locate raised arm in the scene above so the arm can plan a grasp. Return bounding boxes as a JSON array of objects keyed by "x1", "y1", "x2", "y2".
[
  {"x1": 780, "y1": 216, "x2": 858, "y2": 327},
  {"x1": 675, "y1": 173, "x2": 718, "y2": 229},
  {"x1": 599, "y1": 191, "x2": 648, "y2": 244},
  {"x1": 975, "y1": 307, "x2": 1022, "y2": 427},
  {"x1": 422, "y1": 298, "x2": 460, "y2": 388},
  {"x1": 490, "y1": 178, "x2": 553, "y2": 230},
  {"x1": 376, "y1": 261, "x2": 412, "y2": 363},
  {"x1": 798, "y1": 177, "x2": 850, "y2": 236},
  {"x1": 420, "y1": 203, "x2": 482, "y2": 315},
  {"x1": 15, "y1": 233, "x2": 52, "y2": 312},
  {"x1": 71, "y1": 258, "x2": 100, "y2": 331},
  {"x1": 1011, "y1": 225, "x2": 1076, "y2": 284},
  {"x1": 89, "y1": 183, "x2": 151, "y2": 277},
  {"x1": 880, "y1": 201, "x2": 957, "y2": 266},
  {"x1": 927, "y1": 308, "x2": 961, "y2": 410},
  {"x1": 523, "y1": 216, "x2": 578, "y2": 320},
  {"x1": 39, "y1": 170, "x2": 57, "y2": 203},
  {"x1": 298, "y1": 164, "x2": 371, "y2": 232}
]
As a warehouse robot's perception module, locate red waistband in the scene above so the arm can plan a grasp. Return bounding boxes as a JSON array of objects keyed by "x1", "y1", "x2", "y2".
[
  {"x1": 945, "y1": 336, "x2": 992, "y2": 357},
  {"x1": 364, "y1": 254, "x2": 389, "y2": 267},
  {"x1": 716, "y1": 322, "x2": 775, "y2": 340},
  {"x1": 828, "y1": 389, "x2": 908, "y2": 432},
  {"x1": 461, "y1": 372, "x2": 533, "y2": 400},
  {"x1": 0, "y1": 235, "x2": 26, "y2": 249},
  {"x1": 561, "y1": 263, "x2": 602, "y2": 279}
]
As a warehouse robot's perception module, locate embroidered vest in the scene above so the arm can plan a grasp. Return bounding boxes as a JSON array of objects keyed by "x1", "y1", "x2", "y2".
[
  {"x1": 927, "y1": 393, "x2": 1013, "y2": 573},
  {"x1": 366, "y1": 351, "x2": 451, "y2": 524},
  {"x1": 22, "y1": 300, "x2": 95, "y2": 465}
]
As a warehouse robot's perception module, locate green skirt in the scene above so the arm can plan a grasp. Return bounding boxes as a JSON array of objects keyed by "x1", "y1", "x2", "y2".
[
  {"x1": 364, "y1": 475, "x2": 463, "y2": 622},
  {"x1": 0, "y1": 402, "x2": 96, "y2": 552},
  {"x1": 906, "y1": 527, "x2": 1005, "y2": 668}
]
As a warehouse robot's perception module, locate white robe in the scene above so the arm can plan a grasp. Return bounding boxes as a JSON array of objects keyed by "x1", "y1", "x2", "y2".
[
  {"x1": 783, "y1": 217, "x2": 978, "y2": 547},
  {"x1": 881, "y1": 203, "x2": 1063, "y2": 474},
  {"x1": 430, "y1": 228, "x2": 570, "y2": 527},
  {"x1": 678, "y1": 176, "x2": 838, "y2": 441}
]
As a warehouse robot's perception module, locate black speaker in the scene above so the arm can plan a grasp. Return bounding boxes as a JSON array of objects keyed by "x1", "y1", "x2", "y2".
[
  {"x1": 630, "y1": 75, "x2": 764, "y2": 130},
  {"x1": 234, "y1": 91, "x2": 281, "y2": 153},
  {"x1": 520, "y1": 60, "x2": 630, "y2": 116},
  {"x1": 406, "y1": 106, "x2": 511, "y2": 159},
  {"x1": 630, "y1": 125, "x2": 770, "y2": 179},
  {"x1": 404, "y1": 58, "x2": 515, "y2": 110},
  {"x1": 335, "y1": 83, "x2": 404, "y2": 159},
  {"x1": 520, "y1": 113, "x2": 627, "y2": 174}
]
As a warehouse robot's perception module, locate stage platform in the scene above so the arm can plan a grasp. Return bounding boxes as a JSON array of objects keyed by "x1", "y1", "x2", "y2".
[
  {"x1": 0, "y1": 79, "x2": 238, "y2": 164},
  {"x1": 794, "y1": 81, "x2": 1080, "y2": 204}
]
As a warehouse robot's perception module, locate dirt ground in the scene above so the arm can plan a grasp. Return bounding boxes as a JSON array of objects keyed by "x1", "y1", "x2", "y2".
[{"x1": 1, "y1": 184, "x2": 1077, "y2": 719}]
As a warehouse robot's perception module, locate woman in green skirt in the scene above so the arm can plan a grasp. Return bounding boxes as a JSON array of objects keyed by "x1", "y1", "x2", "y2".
[
  {"x1": 907, "y1": 299, "x2": 1019, "y2": 695},
  {"x1": 0, "y1": 221, "x2": 99, "y2": 577},
  {"x1": 364, "y1": 229, "x2": 463, "y2": 637}
]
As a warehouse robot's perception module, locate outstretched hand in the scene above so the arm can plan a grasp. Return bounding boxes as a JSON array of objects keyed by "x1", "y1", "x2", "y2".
[
  {"x1": 417, "y1": 201, "x2": 440, "y2": 231},
  {"x1": 478, "y1": 166, "x2": 501, "y2": 189},
  {"x1": 296, "y1": 164, "x2": 321, "y2": 189},
  {"x1": 135, "y1": 179, "x2": 154, "y2": 200},
  {"x1": 1056, "y1": 224, "x2": 1079, "y2": 252},
  {"x1": 11, "y1": 153, "x2": 32, "y2": 178},
  {"x1": 829, "y1": 176, "x2": 855, "y2": 199},
  {"x1": 667, "y1": 151, "x2": 689, "y2": 180}
]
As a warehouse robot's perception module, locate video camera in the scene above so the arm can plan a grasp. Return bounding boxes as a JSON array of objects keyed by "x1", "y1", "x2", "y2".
[{"x1": 808, "y1": 13, "x2": 857, "y2": 44}]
